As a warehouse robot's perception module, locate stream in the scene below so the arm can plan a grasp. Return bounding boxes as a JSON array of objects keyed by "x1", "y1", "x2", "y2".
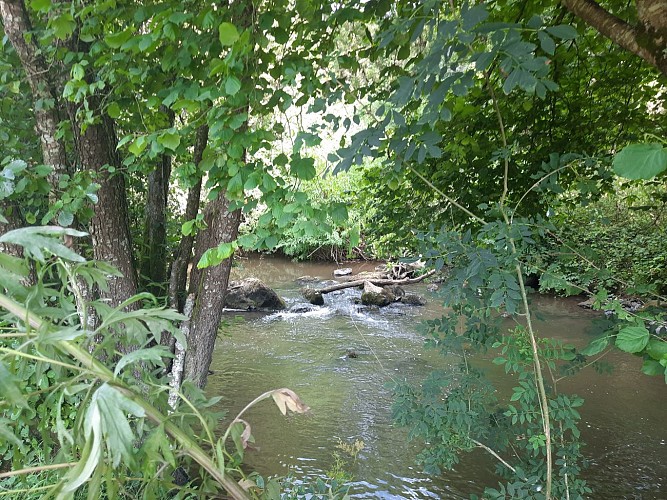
[{"x1": 206, "y1": 256, "x2": 667, "y2": 499}]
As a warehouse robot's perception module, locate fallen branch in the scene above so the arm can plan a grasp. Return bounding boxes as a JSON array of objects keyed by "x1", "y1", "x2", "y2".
[{"x1": 309, "y1": 269, "x2": 436, "y2": 295}]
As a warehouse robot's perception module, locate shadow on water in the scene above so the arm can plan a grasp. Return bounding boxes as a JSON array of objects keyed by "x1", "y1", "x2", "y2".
[{"x1": 206, "y1": 256, "x2": 667, "y2": 498}]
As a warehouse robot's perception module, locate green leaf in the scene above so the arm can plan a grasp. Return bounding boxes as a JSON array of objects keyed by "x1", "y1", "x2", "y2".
[
  {"x1": 537, "y1": 31, "x2": 555, "y2": 55},
  {"x1": 330, "y1": 202, "x2": 348, "y2": 224},
  {"x1": 107, "y1": 102, "x2": 121, "y2": 118},
  {"x1": 158, "y1": 131, "x2": 180, "y2": 151},
  {"x1": 92, "y1": 384, "x2": 145, "y2": 468},
  {"x1": 646, "y1": 338, "x2": 667, "y2": 361},
  {"x1": 51, "y1": 12, "x2": 75, "y2": 39},
  {"x1": 641, "y1": 359, "x2": 664, "y2": 376},
  {"x1": 545, "y1": 25, "x2": 578, "y2": 40},
  {"x1": 0, "y1": 362, "x2": 29, "y2": 408},
  {"x1": 57, "y1": 210, "x2": 74, "y2": 227},
  {"x1": 291, "y1": 157, "x2": 317, "y2": 180},
  {"x1": 579, "y1": 336, "x2": 609, "y2": 356},
  {"x1": 0, "y1": 226, "x2": 87, "y2": 263},
  {"x1": 227, "y1": 173, "x2": 243, "y2": 195},
  {"x1": 225, "y1": 76, "x2": 242, "y2": 96},
  {"x1": 615, "y1": 326, "x2": 650, "y2": 353},
  {"x1": 128, "y1": 136, "x2": 147, "y2": 156},
  {"x1": 105, "y1": 29, "x2": 133, "y2": 49},
  {"x1": 114, "y1": 346, "x2": 170, "y2": 376},
  {"x1": 218, "y1": 22, "x2": 240, "y2": 46},
  {"x1": 0, "y1": 418, "x2": 25, "y2": 451},
  {"x1": 30, "y1": 0, "x2": 52, "y2": 12},
  {"x1": 612, "y1": 143, "x2": 667, "y2": 180}
]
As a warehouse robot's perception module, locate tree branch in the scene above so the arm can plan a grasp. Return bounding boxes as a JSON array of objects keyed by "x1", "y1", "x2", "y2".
[{"x1": 561, "y1": 0, "x2": 667, "y2": 75}]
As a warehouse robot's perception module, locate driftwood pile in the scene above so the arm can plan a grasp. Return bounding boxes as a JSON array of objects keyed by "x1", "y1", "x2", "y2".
[{"x1": 301, "y1": 262, "x2": 433, "y2": 306}]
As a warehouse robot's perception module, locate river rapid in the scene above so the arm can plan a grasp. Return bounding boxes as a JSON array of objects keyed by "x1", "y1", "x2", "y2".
[{"x1": 206, "y1": 256, "x2": 667, "y2": 499}]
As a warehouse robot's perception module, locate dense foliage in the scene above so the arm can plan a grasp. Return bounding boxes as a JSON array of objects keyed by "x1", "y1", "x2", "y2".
[{"x1": 1, "y1": 0, "x2": 666, "y2": 498}]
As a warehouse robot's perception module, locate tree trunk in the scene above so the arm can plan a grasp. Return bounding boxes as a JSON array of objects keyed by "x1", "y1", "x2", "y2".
[
  {"x1": 167, "y1": 125, "x2": 207, "y2": 312},
  {"x1": 562, "y1": 0, "x2": 667, "y2": 76},
  {"x1": 0, "y1": 0, "x2": 68, "y2": 192},
  {"x1": 183, "y1": 195, "x2": 242, "y2": 388},
  {"x1": 80, "y1": 114, "x2": 138, "y2": 308},
  {"x1": 140, "y1": 108, "x2": 175, "y2": 297}
]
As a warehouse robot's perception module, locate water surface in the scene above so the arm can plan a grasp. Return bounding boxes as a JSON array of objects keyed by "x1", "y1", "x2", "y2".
[{"x1": 207, "y1": 256, "x2": 667, "y2": 498}]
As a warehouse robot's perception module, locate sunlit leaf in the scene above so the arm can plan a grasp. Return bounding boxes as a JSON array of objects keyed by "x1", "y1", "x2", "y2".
[
  {"x1": 218, "y1": 22, "x2": 239, "y2": 46},
  {"x1": 612, "y1": 143, "x2": 667, "y2": 180},
  {"x1": 271, "y1": 388, "x2": 310, "y2": 416}
]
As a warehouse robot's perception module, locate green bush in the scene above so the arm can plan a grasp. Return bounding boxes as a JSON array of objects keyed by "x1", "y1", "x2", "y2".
[{"x1": 527, "y1": 191, "x2": 667, "y2": 296}]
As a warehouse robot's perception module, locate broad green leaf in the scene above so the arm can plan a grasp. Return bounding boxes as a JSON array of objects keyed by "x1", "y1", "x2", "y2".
[
  {"x1": 330, "y1": 203, "x2": 348, "y2": 224},
  {"x1": 51, "y1": 12, "x2": 75, "y2": 39},
  {"x1": 291, "y1": 157, "x2": 317, "y2": 180},
  {"x1": 158, "y1": 132, "x2": 180, "y2": 151},
  {"x1": 114, "y1": 346, "x2": 170, "y2": 376},
  {"x1": 646, "y1": 338, "x2": 667, "y2": 360},
  {"x1": 225, "y1": 76, "x2": 242, "y2": 96},
  {"x1": 107, "y1": 102, "x2": 121, "y2": 118},
  {"x1": 71, "y1": 63, "x2": 85, "y2": 81},
  {"x1": 612, "y1": 143, "x2": 667, "y2": 180},
  {"x1": 641, "y1": 359, "x2": 664, "y2": 376},
  {"x1": 615, "y1": 326, "x2": 650, "y2": 353},
  {"x1": 218, "y1": 22, "x2": 239, "y2": 46},
  {"x1": 227, "y1": 173, "x2": 243, "y2": 195}
]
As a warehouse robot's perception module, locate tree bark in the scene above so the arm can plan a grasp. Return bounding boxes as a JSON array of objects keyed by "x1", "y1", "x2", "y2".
[
  {"x1": 562, "y1": 0, "x2": 667, "y2": 75},
  {"x1": 80, "y1": 114, "x2": 138, "y2": 308},
  {"x1": 183, "y1": 194, "x2": 242, "y2": 388},
  {"x1": 140, "y1": 107, "x2": 175, "y2": 296},
  {"x1": 0, "y1": 0, "x2": 68, "y2": 187}
]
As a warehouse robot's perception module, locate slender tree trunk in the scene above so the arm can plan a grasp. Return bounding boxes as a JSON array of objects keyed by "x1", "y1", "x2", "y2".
[
  {"x1": 141, "y1": 108, "x2": 174, "y2": 297},
  {"x1": 167, "y1": 125, "x2": 208, "y2": 312},
  {"x1": 183, "y1": 195, "x2": 242, "y2": 388}
]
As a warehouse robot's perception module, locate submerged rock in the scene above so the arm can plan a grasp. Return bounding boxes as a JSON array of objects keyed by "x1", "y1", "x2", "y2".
[
  {"x1": 400, "y1": 293, "x2": 427, "y2": 306},
  {"x1": 295, "y1": 275, "x2": 320, "y2": 284},
  {"x1": 225, "y1": 278, "x2": 286, "y2": 311}
]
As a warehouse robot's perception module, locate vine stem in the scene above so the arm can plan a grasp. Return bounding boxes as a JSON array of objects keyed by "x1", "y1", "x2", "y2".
[
  {"x1": 489, "y1": 80, "x2": 553, "y2": 498},
  {"x1": 0, "y1": 293, "x2": 250, "y2": 500},
  {"x1": 0, "y1": 462, "x2": 77, "y2": 479},
  {"x1": 471, "y1": 439, "x2": 516, "y2": 473}
]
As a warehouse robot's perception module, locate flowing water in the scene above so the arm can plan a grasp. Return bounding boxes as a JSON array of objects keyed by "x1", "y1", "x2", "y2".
[{"x1": 207, "y1": 256, "x2": 667, "y2": 499}]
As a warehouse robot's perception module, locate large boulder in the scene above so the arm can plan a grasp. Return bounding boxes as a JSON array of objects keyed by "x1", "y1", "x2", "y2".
[
  {"x1": 361, "y1": 281, "x2": 393, "y2": 307},
  {"x1": 224, "y1": 278, "x2": 286, "y2": 310}
]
